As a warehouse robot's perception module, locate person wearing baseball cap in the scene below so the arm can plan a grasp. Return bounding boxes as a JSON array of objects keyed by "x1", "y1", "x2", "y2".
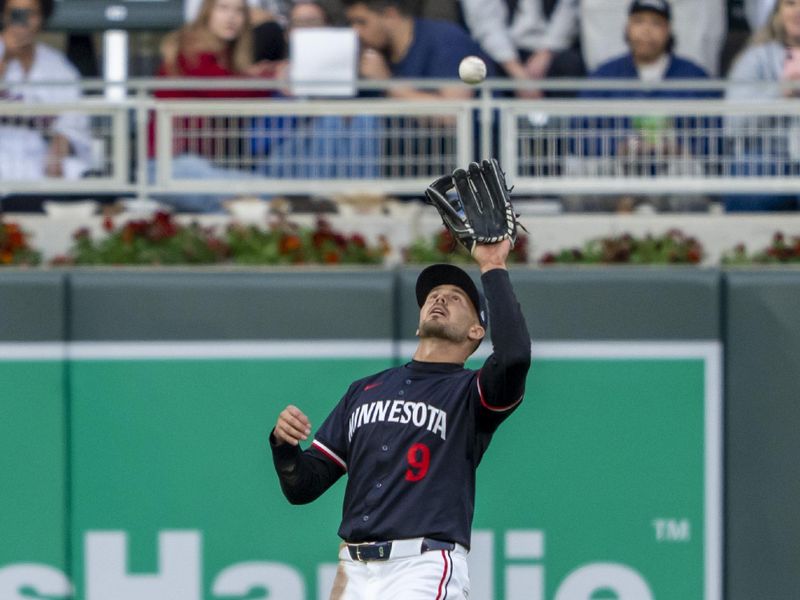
[
  {"x1": 582, "y1": 0, "x2": 711, "y2": 96},
  {"x1": 578, "y1": 0, "x2": 714, "y2": 211},
  {"x1": 271, "y1": 239, "x2": 531, "y2": 599},
  {"x1": 629, "y1": 0, "x2": 671, "y2": 20}
]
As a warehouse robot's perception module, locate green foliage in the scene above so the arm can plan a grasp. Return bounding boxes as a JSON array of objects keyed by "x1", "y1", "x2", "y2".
[
  {"x1": 540, "y1": 230, "x2": 703, "y2": 265},
  {"x1": 405, "y1": 229, "x2": 529, "y2": 264},
  {"x1": 225, "y1": 219, "x2": 385, "y2": 265},
  {"x1": 60, "y1": 213, "x2": 385, "y2": 266},
  {"x1": 65, "y1": 213, "x2": 227, "y2": 265},
  {"x1": 722, "y1": 232, "x2": 800, "y2": 265}
]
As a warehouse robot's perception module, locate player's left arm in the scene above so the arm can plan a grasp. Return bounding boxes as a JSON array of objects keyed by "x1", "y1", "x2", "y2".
[{"x1": 473, "y1": 241, "x2": 532, "y2": 418}]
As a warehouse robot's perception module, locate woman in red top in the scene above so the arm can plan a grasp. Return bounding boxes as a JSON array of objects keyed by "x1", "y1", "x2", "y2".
[{"x1": 149, "y1": 0, "x2": 275, "y2": 212}]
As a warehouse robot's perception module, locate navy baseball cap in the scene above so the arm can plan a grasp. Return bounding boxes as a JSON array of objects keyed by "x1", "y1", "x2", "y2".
[
  {"x1": 416, "y1": 264, "x2": 488, "y2": 328},
  {"x1": 629, "y1": 0, "x2": 671, "y2": 20}
]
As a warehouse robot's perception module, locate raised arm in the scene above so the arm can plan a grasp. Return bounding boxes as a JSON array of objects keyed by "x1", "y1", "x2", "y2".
[{"x1": 473, "y1": 241, "x2": 532, "y2": 416}]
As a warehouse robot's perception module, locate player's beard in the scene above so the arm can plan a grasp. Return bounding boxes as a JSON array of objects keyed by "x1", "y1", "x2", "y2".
[{"x1": 418, "y1": 319, "x2": 468, "y2": 344}]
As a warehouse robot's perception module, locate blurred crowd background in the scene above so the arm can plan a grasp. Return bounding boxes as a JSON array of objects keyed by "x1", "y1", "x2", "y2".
[{"x1": 2, "y1": 0, "x2": 799, "y2": 214}]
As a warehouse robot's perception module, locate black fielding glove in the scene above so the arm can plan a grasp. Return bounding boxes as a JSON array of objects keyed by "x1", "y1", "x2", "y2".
[{"x1": 425, "y1": 158, "x2": 520, "y2": 255}]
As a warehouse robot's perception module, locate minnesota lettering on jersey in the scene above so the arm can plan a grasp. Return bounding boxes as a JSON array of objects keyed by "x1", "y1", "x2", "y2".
[{"x1": 348, "y1": 399, "x2": 447, "y2": 442}]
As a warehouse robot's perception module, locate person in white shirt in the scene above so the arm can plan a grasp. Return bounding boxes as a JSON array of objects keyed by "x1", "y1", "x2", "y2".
[
  {"x1": 579, "y1": 0, "x2": 726, "y2": 76},
  {"x1": 0, "y1": 0, "x2": 91, "y2": 181},
  {"x1": 460, "y1": 0, "x2": 583, "y2": 95}
]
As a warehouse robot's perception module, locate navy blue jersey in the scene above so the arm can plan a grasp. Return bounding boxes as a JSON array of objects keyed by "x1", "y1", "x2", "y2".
[
  {"x1": 271, "y1": 268, "x2": 531, "y2": 550},
  {"x1": 311, "y1": 359, "x2": 520, "y2": 548}
]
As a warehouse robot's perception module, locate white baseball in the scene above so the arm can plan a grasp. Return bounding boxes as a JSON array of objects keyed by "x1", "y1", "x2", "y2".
[{"x1": 459, "y1": 56, "x2": 487, "y2": 85}]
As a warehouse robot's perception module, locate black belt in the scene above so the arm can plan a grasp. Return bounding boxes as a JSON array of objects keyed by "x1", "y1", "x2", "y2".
[{"x1": 347, "y1": 537, "x2": 455, "y2": 562}]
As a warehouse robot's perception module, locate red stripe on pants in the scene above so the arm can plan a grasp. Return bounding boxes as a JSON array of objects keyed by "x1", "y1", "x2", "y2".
[{"x1": 435, "y1": 549, "x2": 449, "y2": 600}]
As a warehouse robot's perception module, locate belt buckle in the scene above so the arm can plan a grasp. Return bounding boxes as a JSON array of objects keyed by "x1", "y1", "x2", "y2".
[{"x1": 353, "y1": 542, "x2": 388, "y2": 561}]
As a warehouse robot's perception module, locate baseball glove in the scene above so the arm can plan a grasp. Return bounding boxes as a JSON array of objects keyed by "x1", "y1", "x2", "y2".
[{"x1": 425, "y1": 158, "x2": 519, "y2": 254}]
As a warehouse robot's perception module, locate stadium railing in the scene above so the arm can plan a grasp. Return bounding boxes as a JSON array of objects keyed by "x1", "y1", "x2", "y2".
[{"x1": 0, "y1": 78, "x2": 798, "y2": 201}]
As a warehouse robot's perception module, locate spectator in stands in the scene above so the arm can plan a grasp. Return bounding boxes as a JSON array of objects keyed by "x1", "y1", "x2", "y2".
[
  {"x1": 728, "y1": 0, "x2": 800, "y2": 100},
  {"x1": 341, "y1": 0, "x2": 495, "y2": 100},
  {"x1": 724, "y1": 0, "x2": 800, "y2": 211},
  {"x1": 575, "y1": 0, "x2": 715, "y2": 211},
  {"x1": 252, "y1": 0, "x2": 382, "y2": 178},
  {"x1": 584, "y1": 0, "x2": 710, "y2": 94},
  {"x1": 579, "y1": 0, "x2": 726, "y2": 76},
  {"x1": 459, "y1": 0, "x2": 584, "y2": 97},
  {"x1": 187, "y1": 0, "x2": 289, "y2": 25},
  {"x1": 0, "y1": 0, "x2": 92, "y2": 185},
  {"x1": 151, "y1": 0, "x2": 273, "y2": 212}
]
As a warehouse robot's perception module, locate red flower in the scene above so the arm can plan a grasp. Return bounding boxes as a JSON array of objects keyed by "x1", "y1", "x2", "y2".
[
  {"x1": 206, "y1": 238, "x2": 229, "y2": 257},
  {"x1": 349, "y1": 234, "x2": 367, "y2": 249},
  {"x1": 279, "y1": 233, "x2": 302, "y2": 254},
  {"x1": 149, "y1": 212, "x2": 178, "y2": 241},
  {"x1": 7, "y1": 229, "x2": 24, "y2": 249},
  {"x1": 323, "y1": 250, "x2": 340, "y2": 264},
  {"x1": 437, "y1": 229, "x2": 455, "y2": 253},
  {"x1": 103, "y1": 216, "x2": 114, "y2": 232},
  {"x1": 539, "y1": 252, "x2": 556, "y2": 264},
  {"x1": 312, "y1": 231, "x2": 331, "y2": 249},
  {"x1": 127, "y1": 220, "x2": 149, "y2": 237},
  {"x1": 687, "y1": 248, "x2": 702, "y2": 264}
]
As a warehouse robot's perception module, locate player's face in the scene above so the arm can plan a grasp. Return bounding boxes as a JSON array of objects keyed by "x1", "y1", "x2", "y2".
[
  {"x1": 207, "y1": 0, "x2": 247, "y2": 42},
  {"x1": 626, "y1": 11, "x2": 671, "y2": 63},
  {"x1": 418, "y1": 285, "x2": 482, "y2": 344},
  {"x1": 780, "y1": 0, "x2": 800, "y2": 44},
  {"x1": 346, "y1": 3, "x2": 390, "y2": 51}
]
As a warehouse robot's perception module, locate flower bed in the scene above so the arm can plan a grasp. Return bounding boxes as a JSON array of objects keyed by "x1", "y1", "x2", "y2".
[
  {"x1": 7, "y1": 211, "x2": 800, "y2": 269},
  {"x1": 722, "y1": 232, "x2": 800, "y2": 265},
  {"x1": 0, "y1": 219, "x2": 40, "y2": 266},
  {"x1": 539, "y1": 230, "x2": 704, "y2": 265},
  {"x1": 54, "y1": 213, "x2": 386, "y2": 266}
]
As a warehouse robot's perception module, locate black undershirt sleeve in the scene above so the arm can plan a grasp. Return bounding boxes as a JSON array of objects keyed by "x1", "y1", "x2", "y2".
[
  {"x1": 269, "y1": 431, "x2": 344, "y2": 504},
  {"x1": 476, "y1": 268, "x2": 532, "y2": 424}
]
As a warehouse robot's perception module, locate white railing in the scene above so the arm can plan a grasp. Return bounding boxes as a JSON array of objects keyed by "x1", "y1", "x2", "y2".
[{"x1": 1, "y1": 79, "x2": 799, "y2": 204}]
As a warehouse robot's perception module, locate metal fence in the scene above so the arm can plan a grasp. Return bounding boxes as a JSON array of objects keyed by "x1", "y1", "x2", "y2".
[{"x1": 0, "y1": 79, "x2": 799, "y2": 204}]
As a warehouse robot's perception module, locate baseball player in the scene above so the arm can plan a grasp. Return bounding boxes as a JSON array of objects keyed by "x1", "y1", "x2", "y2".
[
  {"x1": 272, "y1": 159, "x2": 529, "y2": 598},
  {"x1": 270, "y1": 236, "x2": 531, "y2": 599}
]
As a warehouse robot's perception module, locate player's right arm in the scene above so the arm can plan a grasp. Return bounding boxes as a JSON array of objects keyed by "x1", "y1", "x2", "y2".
[
  {"x1": 270, "y1": 404, "x2": 345, "y2": 505},
  {"x1": 472, "y1": 241, "x2": 532, "y2": 428}
]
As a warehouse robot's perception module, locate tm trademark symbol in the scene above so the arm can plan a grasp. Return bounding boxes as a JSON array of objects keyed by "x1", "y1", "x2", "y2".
[{"x1": 652, "y1": 518, "x2": 691, "y2": 542}]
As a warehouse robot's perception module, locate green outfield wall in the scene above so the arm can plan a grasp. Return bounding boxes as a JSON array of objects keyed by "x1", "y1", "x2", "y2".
[{"x1": 0, "y1": 268, "x2": 797, "y2": 600}]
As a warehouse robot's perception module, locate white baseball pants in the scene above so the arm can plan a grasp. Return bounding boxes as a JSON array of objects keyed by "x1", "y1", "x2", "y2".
[{"x1": 332, "y1": 540, "x2": 470, "y2": 600}]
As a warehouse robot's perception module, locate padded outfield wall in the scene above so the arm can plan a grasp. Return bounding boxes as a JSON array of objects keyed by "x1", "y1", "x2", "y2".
[{"x1": 0, "y1": 268, "x2": 797, "y2": 600}]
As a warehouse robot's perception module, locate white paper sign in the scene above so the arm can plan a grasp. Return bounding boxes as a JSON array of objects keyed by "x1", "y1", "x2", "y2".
[{"x1": 289, "y1": 28, "x2": 358, "y2": 97}]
